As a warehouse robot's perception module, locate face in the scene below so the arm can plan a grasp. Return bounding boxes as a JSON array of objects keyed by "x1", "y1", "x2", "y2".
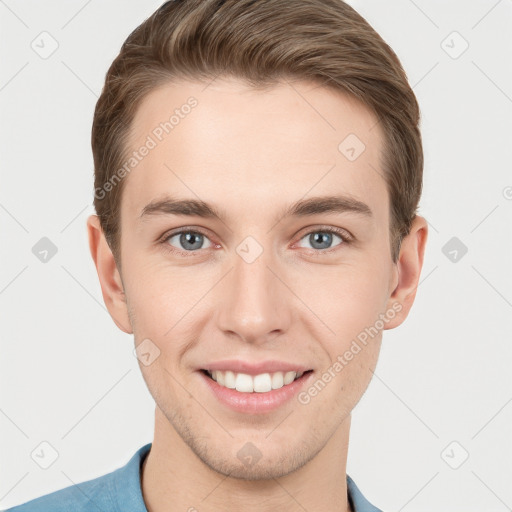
[{"x1": 90, "y1": 77, "x2": 422, "y2": 480}]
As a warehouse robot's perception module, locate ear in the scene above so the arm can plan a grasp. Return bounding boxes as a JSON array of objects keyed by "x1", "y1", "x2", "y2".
[
  {"x1": 86, "y1": 214, "x2": 133, "y2": 334},
  {"x1": 384, "y1": 215, "x2": 428, "y2": 329}
]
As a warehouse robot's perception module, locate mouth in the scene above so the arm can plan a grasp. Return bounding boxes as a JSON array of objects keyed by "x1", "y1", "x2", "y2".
[{"x1": 200, "y1": 368, "x2": 314, "y2": 393}]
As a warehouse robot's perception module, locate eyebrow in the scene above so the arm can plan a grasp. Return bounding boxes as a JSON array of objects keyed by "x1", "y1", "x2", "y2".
[{"x1": 139, "y1": 195, "x2": 373, "y2": 222}]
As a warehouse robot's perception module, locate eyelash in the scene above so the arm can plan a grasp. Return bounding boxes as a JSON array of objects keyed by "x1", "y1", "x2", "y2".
[{"x1": 158, "y1": 226, "x2": 353, "y2": 257}]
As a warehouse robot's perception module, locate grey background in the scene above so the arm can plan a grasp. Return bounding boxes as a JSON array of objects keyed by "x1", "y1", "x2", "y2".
[{"x1": 1, "y1": 0, "x2": 511, "y2": 510}]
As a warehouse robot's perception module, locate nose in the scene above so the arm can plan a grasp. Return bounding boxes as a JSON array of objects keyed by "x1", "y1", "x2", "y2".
[{"x1": 214, "y1": 244, "x2": 292, "y2": 346}]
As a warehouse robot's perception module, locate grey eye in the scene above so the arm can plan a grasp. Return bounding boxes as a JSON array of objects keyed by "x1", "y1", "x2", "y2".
[
  {"x1": 167, "y1": 231, "x2": 212, "y2": 251},
  {"x1": 297, "y1": 231, "x2": 343, "y2": 250}
]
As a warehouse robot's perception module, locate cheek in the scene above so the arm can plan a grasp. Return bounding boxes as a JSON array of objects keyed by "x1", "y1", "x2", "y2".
[
  {"x1": 295, "y1": 264, "x2": 389, "y2": 409},
  {"x1": 124, "y1": 261, "x2": 216, "y2": 374},
  {"x1": 293, "y1": 256, "x2": 390, "y2": 344},
  {"x1": 125, "y1": 257, "x2": 202, "y2": 329},
  {"x1": 335, "y1": 334, "x2": 382, "y2": 412}
]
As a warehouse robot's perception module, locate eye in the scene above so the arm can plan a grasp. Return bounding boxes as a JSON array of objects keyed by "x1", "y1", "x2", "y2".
[
  {"x1": 295, "y1": 227, "x2": 349, "y2": 252},
  {"x1": 159, "y1": 226, "x2": 352, "y2": 257},
  {"x1": 162, "y1": 229, "x2": 213, "y2": 253}
]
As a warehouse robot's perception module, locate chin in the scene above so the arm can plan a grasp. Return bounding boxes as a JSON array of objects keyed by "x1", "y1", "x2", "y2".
[
  {"x1": 188, "y1": 427, "x2": 323, "y2": 481},
  {"x1": 198, "y1": 448, "x2": 311, "y2": 481}
]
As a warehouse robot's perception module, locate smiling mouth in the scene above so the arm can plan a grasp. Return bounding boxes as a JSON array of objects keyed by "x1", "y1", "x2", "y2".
[{"x1": 201, "y1": 369, "x2": 314, "y2": 393}]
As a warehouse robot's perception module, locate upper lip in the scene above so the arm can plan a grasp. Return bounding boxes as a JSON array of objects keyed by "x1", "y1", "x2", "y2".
[{"x1": 201, "y1": 359, "x2": 312, "y2": 376}]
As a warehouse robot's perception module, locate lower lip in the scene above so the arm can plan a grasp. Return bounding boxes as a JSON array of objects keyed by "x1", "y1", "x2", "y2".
[{"x1": 198, "y1": 370, "x2": 314, "y2": 414}]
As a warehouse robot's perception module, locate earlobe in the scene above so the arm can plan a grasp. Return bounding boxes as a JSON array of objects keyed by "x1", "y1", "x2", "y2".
[
  {"x1": 86, "y1": 214, "x2": 133, "y2": 334},
  {"x1": 384, "y1": 215, "x2": 428, "y2": 330}
]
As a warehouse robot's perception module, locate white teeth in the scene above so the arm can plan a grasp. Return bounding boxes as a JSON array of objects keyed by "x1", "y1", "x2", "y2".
[
  {"x1": 283, "y1": 371, "x2": 296, "y2": 385},
  {"x1": 206, "y1": 369, "x2": 306, "y2": 393},
  {"x1": 216, "y1": 370, "x2": 225, "y2": 387},
  {"x1": 271, "y1": 372, "x2": 284, "y2": 389},
  {"x1": 235, "y1": 373, "x2": 254, "y2": 393},
  {"x1": 253, "y1": 373, "x2": 272, "y2": 393},
  {"x1": 224, "y1": 370, "x2": 236, "y2": 389}
]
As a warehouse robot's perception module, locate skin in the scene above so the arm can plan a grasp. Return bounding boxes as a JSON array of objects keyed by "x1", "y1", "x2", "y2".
[{"x1": 87, "y1": 77, "x2": 427, "y2": 512}]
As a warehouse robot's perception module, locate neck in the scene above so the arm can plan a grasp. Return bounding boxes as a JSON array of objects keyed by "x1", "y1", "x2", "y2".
[{"x1": 141, "y1": 408, "x2": 353, "y2": 512}]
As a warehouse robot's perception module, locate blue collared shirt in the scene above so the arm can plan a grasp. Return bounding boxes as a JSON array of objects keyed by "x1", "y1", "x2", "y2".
[{"x1": 3, "y1": 443, "x2": 383, "y2": 512}]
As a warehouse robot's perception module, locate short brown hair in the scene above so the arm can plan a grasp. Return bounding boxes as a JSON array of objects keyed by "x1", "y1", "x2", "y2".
[{"x1": 92, "y1": 0, "x2": 422, "y2": 266}]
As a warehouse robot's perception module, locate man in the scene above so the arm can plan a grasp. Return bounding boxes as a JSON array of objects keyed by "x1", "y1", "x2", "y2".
[{"x1": 5, "y1": 0, "x2": 427, "y2": 510}]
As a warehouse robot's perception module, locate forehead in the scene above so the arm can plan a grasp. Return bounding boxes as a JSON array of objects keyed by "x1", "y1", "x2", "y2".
[{"x1": 121, "y1": 77, "x2": 388, "y2": 226}]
